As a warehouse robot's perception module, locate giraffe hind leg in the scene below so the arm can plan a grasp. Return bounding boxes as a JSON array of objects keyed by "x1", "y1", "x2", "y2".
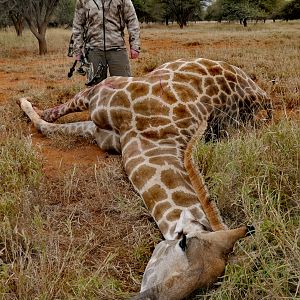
[{"x1": 18, "y1": 97, "x2": 96, "y2": 138}]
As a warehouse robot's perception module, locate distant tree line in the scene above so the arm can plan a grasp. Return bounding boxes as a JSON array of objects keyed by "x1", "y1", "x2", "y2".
[
  {"x1": 0, "y1": 0, "x2": 299, "y2": 54},
  {"x1": 205, "y1": 0, "x2": 300, "y2": 25},
  {"x1": 133, "y1": 0, "x2": 300, "y2": 26}
]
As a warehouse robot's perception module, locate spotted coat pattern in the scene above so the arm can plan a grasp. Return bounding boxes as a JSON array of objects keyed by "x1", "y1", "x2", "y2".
[{"x1": 27, "y1": 58, "x2": 270, "y2": 241}]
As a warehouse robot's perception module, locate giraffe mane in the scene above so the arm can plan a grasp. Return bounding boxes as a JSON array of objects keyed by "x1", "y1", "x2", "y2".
[{"x1": 184, "y1": 120, "x2": 227, "y2": 231}]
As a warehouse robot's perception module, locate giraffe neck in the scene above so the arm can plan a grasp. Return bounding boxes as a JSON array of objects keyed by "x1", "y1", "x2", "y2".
[{"x1": 120, "y1": 131, "x2": 212, "y2": 240}]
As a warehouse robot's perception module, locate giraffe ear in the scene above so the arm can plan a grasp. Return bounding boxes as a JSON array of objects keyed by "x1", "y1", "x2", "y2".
[{"x1": 179, "y1": 234, "x2": 187, "y2": 252}]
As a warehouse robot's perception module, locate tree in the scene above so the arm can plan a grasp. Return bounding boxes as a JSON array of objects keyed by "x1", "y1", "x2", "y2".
[
  {"x1": 0, "y1": 1, "x2": 24, "y2": 34},
  {"x1": 132, "y1": 0, "x2": 166, "y2": 23},
  {"x1": 162, "y1": 0, "x2": 205, "y2": 28},
  {"x1": 205, "y1": 0, "x2": 286, "y2": 25},
  {"x1": 52, "y1": 0, "x2": 76, "y2": 26},
  {"x1": 280, "y1": 0, "x2": 300, "y2": 20},
  {"x1": 9, "y1": 11, "x2": 24, "y2": 36},
  {"x1": 0, "y1": 0, "x2": 59, "y2": 54}
]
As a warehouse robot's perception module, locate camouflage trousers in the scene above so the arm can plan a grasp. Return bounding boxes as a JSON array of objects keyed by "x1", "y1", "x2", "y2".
[{"x1": 86, "y1": 48, "x2": 131, "y2": 85}]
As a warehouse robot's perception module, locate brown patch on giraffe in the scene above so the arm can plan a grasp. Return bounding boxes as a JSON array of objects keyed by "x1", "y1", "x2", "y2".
[
  {"x1": 173, "y1": 72, "x2": 203, "y2": 92},
  {"x1": 152, "y1": 83, "x2": 177, "y2": 105},
  {"x1": 160, "y1": 125, "x2": 181, "y2": 137},
  {"x1": 136, "y1": 116, "x2": 170, "y2": 132},
  {"x1": 200, "y1": 59, "x2": 218, "y2": 69},
  {"x1": 110, "y1": 91, "x2": 131, "y2": 108},
  {"x1": 139, "y1": 137, "x2": 158, "y2": 151},
  {"x1": 142, "y1": 184, "x2": 168, "y2": 211},
  {"x1": 206, "y1": 84, "x2": 220, "y2": 97},
  {"x1": 224, "y1": 71, "x2": 237, "y2": 83},
  {"x1": 131, "y1": 164, "x2": 157, "y2": 190},
  {"x1": 160, "y1": 168, "x2": 186, "y2": 190},
  {"x1": 105, "y1": 76, "x2": 129, "y2": 89},
  {"x1": 173, "y1": 103, "x2": 192, "y2": 120},
  {"x1": 190, "y1": 207, "x2": 204, "y2": 220},
  {"x1": 125, "y1": 156, "x2": 145, "y2": 174},
  {"x1": 207, "y1": 65, "x2": 223, "y2": 76},
  {"x1": 172, "y1": 83, "x2": 198, "y2": 103},
  {"x1": 127, "y1": 82, "x2": 150, "y2": 99},
  {"x1": 145, "y1": 147, "x2": 178, "y2": 158},
  {"x1": 98, "y1": 87, "x2": 116, "y2": 102},
  {"x1": 91, "y1": 109, "x2": 113, "y2": 130},
  {"x1": 179, "y1": 63, "x2": 208, "y2": 76},
  {"x1": 219, "y1": 61, "x2": 236, "y2": 74},
  {"x1": 216, "y1": 77, "x2": 232, "y2": 95},
  {"x1": 199, "y1": 96, "x2": 213, "y2": 113},
  {"x1": 236, "y1": 84, "x2": 246, "y2": 98},
  {"x1": 212, "y1": 96, "x2": 222, "y2": 106},
  {"x1": 175, "y1": 118, "x2": 194, "y2": 129},
  {"x1": 158, "y1": 220, "x2": 169, "y2": 237},
  {"x1": 152, "y1": 202, "x2": 172, "y2": 221},
  {"x1": 146, "y1": 72, "x2": 170, "y2": 84},
  {"x1": 187, "y1": 103, "x2": 204, "y2": 121},
  {"x1": 166, "y1": 61, "x2": 184, "y2": 71},
  {"x1": 110, "y1": 109, "x2": 132, "y2": 129},
  {"x1": 149, "y1": 155, "x2": 183, "y2": 170},
  {"x1": 133, "y1": 98, "x2": 170, "y2": 116},
  {"x1": 172, "y1": 191, "x2": 199, "y2": 207},
  {"x1": 229, "y1": 81, "x2": 236, "y2": 91},
  {"x1": 218, "y1": 91, "x2": 228, "y2": 104},
  {"x1": 121, "y1": 129, "x2": 137, "y2": 146},
  {"x1": 196, "y1": 101, "x2": 209, "y2": 116},
  {"x1": 166, "y1": 209, "x2": 182, "y2": 221},
  {"x1": 143, "y1": 125, "x2": 180, "y2": 140},
  {"x1": 237, "y1": 75, "x2": 249, "y2": 88},
  {"x1": 204, "y1": 77, "x2": 215, "y2": 87}
]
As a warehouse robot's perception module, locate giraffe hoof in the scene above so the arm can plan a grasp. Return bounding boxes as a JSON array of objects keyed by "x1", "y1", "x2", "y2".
[{"x1": 246, "y1": 224, "x2": 255, "y2": 236}]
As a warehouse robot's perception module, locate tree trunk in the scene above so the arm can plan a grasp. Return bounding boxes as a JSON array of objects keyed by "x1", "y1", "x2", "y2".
[
  {"x1": 38, "y1": 36, "x2": 48, "y2": 55},
  {"x1": 25, "y1": 18, "x2": 48, "y2": 55},
  {"x1": 243, "y1": 18, "x2": 248, "y2": 27},
  {"x1": 9, "y1": 12, "x2": 24, "y2": 36}
]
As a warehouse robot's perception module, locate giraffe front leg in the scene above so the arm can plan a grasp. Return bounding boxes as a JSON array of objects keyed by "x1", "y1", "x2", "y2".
[
  {"x1": 18, "y1": 97, "x2": 96, "y2": 138},
  {"x1": 38, "y1": 88, "x2": 91, "y2": 123}
]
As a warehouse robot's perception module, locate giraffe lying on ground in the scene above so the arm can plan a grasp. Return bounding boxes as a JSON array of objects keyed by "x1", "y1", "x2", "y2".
[{"x1": 18, "y1": 58, "x2": 271, "y2": 300}]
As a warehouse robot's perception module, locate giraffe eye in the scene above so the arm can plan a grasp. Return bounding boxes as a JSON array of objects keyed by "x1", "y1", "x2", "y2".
[{"x1": 179, "y1": 234, "x2": 187, "y2": 252}]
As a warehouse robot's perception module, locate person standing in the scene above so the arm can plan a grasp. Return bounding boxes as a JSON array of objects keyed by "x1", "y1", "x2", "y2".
[{"x1": 72, "y1": 0, "x2": 140, "y2": 86}]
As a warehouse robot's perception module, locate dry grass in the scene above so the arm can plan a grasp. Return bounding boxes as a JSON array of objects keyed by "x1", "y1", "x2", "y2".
[
  {"x1": 0, "y1": 21, "x2": 299, "y2": 299},
  {"x1": 194, "y1": 120, "x2": 300, "y2": 299}
]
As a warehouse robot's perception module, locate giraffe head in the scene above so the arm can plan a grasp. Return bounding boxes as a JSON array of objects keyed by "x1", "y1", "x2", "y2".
[{"x1": 134, "y1": 225, "x2": 254, "y2": 300}]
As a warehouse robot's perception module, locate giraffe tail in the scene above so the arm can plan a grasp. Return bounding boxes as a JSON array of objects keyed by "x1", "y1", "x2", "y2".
[{"x1": 184, "y1": 121, "x2": 227, "y2": 231}]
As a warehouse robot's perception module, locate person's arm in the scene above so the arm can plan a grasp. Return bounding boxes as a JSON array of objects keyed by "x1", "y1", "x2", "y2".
[
  {"x1": 123, "y1": 0, "x2": 140, "y2": 58},
  {"x1": 72, "y1": 0, "x2": 86, "y2": 60}
]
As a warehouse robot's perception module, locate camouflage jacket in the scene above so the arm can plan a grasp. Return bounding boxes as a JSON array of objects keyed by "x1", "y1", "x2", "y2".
[{"x1": 73, "y1": 0, "x2": 140, "y2": 56}]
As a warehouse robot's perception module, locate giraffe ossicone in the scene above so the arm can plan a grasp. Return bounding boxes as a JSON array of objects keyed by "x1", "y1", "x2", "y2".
[{"x1": 18, "y1": 58, "x2": 271, "y2": 300}]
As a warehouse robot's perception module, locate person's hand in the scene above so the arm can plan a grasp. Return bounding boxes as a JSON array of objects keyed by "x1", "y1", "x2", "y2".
[
  {"x1": 76, "y1": 54, "x2": 82, "y2": 61},
  {"x1": 130, "y1": 49, "x2": 139, "y2": 59}
]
